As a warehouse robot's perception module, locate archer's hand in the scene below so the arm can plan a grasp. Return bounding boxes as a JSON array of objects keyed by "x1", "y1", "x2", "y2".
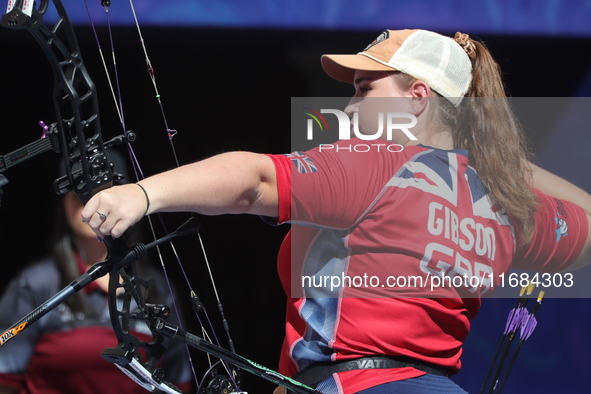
[{"x1": 81, "y1": 183, "x2": 149, "y2": 239}]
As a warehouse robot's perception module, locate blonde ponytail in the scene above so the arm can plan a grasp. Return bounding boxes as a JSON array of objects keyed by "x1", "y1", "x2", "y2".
[{"x1": 453, "y1": 34, "x2": 538, "y2": 244}]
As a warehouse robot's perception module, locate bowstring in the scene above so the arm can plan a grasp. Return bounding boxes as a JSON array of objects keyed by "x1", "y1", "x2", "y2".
[
  {"x1": 127, "y1": 0, "x2": 179, "y2": 159},
  {"x1": 124, "y1": 1, "x2": 239, "y2": 364},
  {"x1": 83, "y1": 1, "x2": 123, "y2": 124},
  {"x1": 83, "y1": 0, "x2": 240, "y2": 390},
  {"x1": 82, "y1": 0, "x2": 201, "y2": 387},
  {"x1": 124, "y1": 3, "x2": 239, "y2": 380}
]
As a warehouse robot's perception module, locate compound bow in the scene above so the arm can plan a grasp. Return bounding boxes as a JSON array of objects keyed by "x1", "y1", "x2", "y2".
[{"x1": 0, "y1": 1, "x2": 318, "y2": 393}]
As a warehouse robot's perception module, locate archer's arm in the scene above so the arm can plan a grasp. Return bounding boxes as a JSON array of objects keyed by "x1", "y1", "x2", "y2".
[
  {"x1": 529, "y1": 163, "x2": 591, "y2": 269},
  {"x1": 81, "y1": 152, "x2": 278, "y2": 239}
]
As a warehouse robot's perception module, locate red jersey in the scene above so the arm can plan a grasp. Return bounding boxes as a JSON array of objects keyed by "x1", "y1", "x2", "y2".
[{"x1": 267, "y1": 141, "x2": 588, "y2": 394}]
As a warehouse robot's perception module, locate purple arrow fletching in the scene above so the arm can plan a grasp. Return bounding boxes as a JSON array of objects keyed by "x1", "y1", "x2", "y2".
[
  {"x1": 507, "y1": 307, "x2": 527, "y2": 333},
  {"x1": 520, "y1": 315, "x2": 538, "y2": 340},
  {"x1": 504, "y1": 308, "x2": 516, "y2": 334},
  {"x1": 518, "y1": 308, "x2": 530, "y2": 328},
  {"x1": 519, "y1": 314, "x2": 531, "y2": 336}
]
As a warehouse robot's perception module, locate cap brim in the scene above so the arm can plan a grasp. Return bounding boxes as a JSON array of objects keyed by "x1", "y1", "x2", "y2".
[{"x1": 321, "y1": 54, "x2": 398, "y2": 84}]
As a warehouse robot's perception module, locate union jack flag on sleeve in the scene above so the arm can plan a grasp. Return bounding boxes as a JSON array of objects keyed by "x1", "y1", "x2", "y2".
[{"x1": 285, "y1": 151, "x2": 318, "y2": 174}]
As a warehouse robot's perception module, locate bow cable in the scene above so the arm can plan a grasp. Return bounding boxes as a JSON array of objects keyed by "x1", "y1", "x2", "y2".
[
  {"x1": 82, "y1": 1, "x2": 122, "y2": 124},
  {"x1": 83, "y1": 0, "x2": 241, "y2": 390}
]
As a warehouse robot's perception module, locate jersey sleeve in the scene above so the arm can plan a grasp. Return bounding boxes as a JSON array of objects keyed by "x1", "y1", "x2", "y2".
[
  {"x1": 265, "y1": 154, "x2": 292, "y2": 224},
  {"x1": 514, "y1": 189, "x2": 589, "y2": 272},
  {"x1": 267, "y1": 144, "x2": 402, "y2": 229}
]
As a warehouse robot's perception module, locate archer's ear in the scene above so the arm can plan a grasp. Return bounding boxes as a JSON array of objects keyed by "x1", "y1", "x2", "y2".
[{"x1": 408, "y1": 80, "x2": 431, "y2": 116}]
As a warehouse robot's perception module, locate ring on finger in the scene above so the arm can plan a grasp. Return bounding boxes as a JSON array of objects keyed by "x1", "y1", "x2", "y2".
[{"x1": 97, "y1": 211, "x2": 108, "y2": 220}]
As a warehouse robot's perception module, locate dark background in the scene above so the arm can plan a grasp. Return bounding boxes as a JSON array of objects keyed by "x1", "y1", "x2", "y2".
[{"x1": 1, "y1": 16, "x2": 591, "y2": 394}]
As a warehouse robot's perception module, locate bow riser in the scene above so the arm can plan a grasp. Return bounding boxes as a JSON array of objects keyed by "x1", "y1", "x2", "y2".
[{"x1": 3, "y1": 0, "x2": 110, "y2": 203}]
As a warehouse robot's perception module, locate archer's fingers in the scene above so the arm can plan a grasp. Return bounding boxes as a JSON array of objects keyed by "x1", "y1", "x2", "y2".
[
  {"x1": 85, "y1": 208, "x2": 111, "y2": 235},
  {"x1": 81, "y1": 192, "x2": 115, "y2": 238},
  {"x1": 84, "y1": 212, "x2": 134, "y2": 240},
  {"x1": 81, "y1": 193, "x2": 101, "y2": 223},
  {"x1": 273, "y1": 386, "x2": 287, "y2": 394},
  {"x1": 87, "y1": 208, "x2": 138, "y2": 239},
  {"x1": 110, "y1": 219, "x2": 137, "y2": 239},
  {"x1": 81, "y1": 185, "x2": 146, "y2": 238}
]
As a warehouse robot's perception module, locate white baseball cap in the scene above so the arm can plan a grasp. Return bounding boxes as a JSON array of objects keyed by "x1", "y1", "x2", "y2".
[{"x1": 321, "y1": 29, "x2": 473, "y2": 106}]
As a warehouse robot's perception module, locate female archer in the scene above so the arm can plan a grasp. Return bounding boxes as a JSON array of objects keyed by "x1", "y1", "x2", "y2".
[{"x1": 80, "y1": 29, "x2": 591, "y2": 393}]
